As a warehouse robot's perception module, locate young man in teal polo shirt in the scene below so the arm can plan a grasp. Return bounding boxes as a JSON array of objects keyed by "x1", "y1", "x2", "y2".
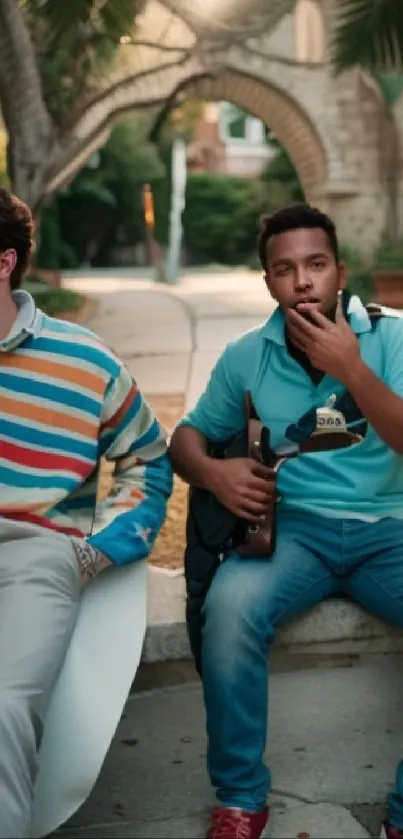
[{"x1": 169, "y1": 204, "x2": 403, "y2": 839}]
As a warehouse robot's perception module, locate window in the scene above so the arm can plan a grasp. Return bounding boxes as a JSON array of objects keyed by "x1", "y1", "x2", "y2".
[
  {"x1": 295, "y1": 0, "x2": 325, "y2": 64},
  {"x1": 220, "y1": 103, "x2": 266, "y2": 146},
  {"x1": 223, "y1": 103, "x2": 248, "y2": 140}
]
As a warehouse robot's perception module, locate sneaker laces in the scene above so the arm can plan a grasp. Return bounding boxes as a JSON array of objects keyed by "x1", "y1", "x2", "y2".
[{"x1": 210, "y1": 809, "x2": 254, "y2": 839}]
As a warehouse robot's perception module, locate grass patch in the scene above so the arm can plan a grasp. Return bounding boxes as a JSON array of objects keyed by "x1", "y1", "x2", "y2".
[{"x1": 23, "y1": 278, "x2": 85, "y2": 317}]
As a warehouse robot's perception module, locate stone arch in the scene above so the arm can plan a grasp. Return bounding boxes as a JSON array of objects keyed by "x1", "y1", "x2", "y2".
[
  {"x1": 294, "y1": 0, "x2": 325, "y2": 64},
  {"x1": 182, "y1": 69, "x2": 327, "y2": 202}
]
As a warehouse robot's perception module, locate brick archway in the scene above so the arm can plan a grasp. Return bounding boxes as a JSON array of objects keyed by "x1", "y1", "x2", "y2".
[{"x1": 183, "y1": 69, "x2": 327, "y2": 202}]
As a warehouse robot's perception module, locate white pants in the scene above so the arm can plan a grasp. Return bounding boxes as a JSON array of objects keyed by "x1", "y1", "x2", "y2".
[{"x1": 0, "y1": 520, "x2": 79, "y2": 837}]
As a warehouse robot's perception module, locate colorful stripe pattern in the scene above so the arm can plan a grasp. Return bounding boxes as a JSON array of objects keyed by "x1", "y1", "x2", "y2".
[{"x1": 0, "y1": 313, "x2": 173, "y2": 565}]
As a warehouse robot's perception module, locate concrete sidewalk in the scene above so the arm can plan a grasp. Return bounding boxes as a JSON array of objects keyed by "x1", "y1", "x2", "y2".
[
  {"x1": 53, "y1": 654, "x2": 403, "y2": 838},
  {"x1": 66, "y1": 270, "x2": 274, "y2": 407},
  {"x1": 66, "y1": 276, "x2": 193, "y2": 397}
]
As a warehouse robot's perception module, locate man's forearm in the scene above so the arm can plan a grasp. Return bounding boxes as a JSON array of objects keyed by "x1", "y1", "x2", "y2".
[
  {"x1": 169, "y1": 426, "x2": 219, "y2": 490},
  {"x1": 88, "y1": 453, "x2": 173, "y2": 565},
  {"x1": 345, "y1": 358, "x2": 403, "y2": 455}
]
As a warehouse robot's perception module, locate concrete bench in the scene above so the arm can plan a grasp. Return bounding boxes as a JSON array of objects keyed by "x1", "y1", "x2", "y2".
[{"x1": 143, "y1": 566, "x2": 403, "y2": 663}]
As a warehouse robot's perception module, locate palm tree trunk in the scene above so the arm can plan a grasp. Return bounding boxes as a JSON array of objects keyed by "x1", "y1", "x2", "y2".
[{"x1": 0, "y1": 0, "x2": 54, "y2": 209}]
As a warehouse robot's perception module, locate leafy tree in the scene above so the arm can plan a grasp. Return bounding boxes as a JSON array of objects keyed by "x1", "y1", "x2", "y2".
[
  {"x1": 261, "y1": 135, "x2": 304, "y2": 203},
  {"x1": 37, "y1": 114, "x2": 164, "y2": 268},
  {"x1": 0, "y1": 0, "x2": 296, "y2": 209},
  {"x1": 333, "y1": 1, "x2": 403, "y2": 72},
  {"x1": 183, "y1": 172, "x2": 292, "y2": 266}
]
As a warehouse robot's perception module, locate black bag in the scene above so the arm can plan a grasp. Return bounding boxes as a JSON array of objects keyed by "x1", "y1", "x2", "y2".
[{"x1": 184, "y1": 433, "x2": 247, "y2": 674}]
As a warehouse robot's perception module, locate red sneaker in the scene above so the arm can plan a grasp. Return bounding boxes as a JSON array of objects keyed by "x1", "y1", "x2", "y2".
[
  {"x1": 207, "y1": 806, "x2": 270, "y2": 839},
  {"x1": 381, "y1": 823, "x2": 403, "y2": 839}
]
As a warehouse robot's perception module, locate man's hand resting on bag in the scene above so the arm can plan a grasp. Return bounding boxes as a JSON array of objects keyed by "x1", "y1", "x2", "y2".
[{"x1": 207, "y1": 457, "x2": 276, "y2": 522}]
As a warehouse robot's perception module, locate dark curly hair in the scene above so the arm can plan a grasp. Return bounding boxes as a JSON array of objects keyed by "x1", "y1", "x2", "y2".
[
  {"x1": 0, "y1": 188, "x2": 35, "y2": 290},
  {"x1": 258, "y1": 203, "x2": 339, "y2": 272}
]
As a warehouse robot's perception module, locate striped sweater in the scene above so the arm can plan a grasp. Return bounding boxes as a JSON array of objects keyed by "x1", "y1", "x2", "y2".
[{"x1": 0, "y1": 291, "x2": 173, "y2": 565}]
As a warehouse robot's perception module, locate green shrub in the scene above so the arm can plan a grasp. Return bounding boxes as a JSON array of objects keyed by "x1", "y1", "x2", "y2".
[
  {"x1": 340, "y1": 239, "x2": 403, "y2": 302},
  {"x1": 23, "y1": 279, "x2": 84, "y2": 316},
  {"x1": 347, "y1": 271, "x2": 375, "y2": 303},
  {"x1": 373, "y1": 240, "x2": 403, "y2": 271},
  {"x1": 337, "y1": 244, "x2": 374, "y2": 301},
  {"x1": 183, "y1": 173, "x2": 293, "y2": 266},
  {"x1": 36, "y1": 205, "x2": 79, "y2": 270},
  {"x1": 260, "y1": 138, "x2": 304, "y2": 203},
  {"x1": 339, "y1": 244, "x2": 364, "y2": 273}
]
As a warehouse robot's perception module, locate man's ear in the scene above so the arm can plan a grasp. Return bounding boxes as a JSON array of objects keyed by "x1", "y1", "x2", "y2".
[
  {"x1": 338, "y1": 261, "x2": 347, "y2": 290},
  {"x1": 0, "y1": 249, "x2": 17, "y2": 283}
]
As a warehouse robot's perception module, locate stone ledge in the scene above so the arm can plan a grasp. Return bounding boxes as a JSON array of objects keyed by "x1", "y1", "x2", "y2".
[{"x1": 143, "y1": 566, "x2": 403, "y2": 664}]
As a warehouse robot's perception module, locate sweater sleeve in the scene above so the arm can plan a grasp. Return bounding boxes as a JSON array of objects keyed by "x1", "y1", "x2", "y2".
[{"x1": 88, "y1": 364, "x2": 173, "y2": 565}]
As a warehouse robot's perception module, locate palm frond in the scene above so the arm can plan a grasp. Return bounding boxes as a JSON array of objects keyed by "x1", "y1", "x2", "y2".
[
  {"x1": 24, "y1": 0, "x2": 144, "y2": 48},
  {"x1": 333, "y1": 0, "x2": 403, "y2": 73}
]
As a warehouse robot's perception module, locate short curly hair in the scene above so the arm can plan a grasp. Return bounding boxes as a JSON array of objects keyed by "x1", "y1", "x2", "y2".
[
  {"x1": 258, "y1": 203, "x2": 339, "y2": 272},
  {"x1": 0, "y1": 188, "x2": 35, "y2": 290}
]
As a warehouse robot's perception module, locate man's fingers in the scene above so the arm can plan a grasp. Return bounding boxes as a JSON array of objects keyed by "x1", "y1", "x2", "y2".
[
  {"x1": 243, "y1": 488, "x2": 275, "y2": 505},
  {"x1": 236, "y1": 510, "x2": 265, "y2": 524},
  {"x1": 242, "y1": 500, "x2": 270, "y2": 516},
  {"x1": 246, "y1": 479, "x2": 275, "y2": 498},
  {"x1": 249, "y1": 460, "x2": 274, "y2": 477},
  {"x1": 286, "y1": 309, "x2": 318, "y2": 336},
  {"x1": 286, "y1": 325, "x2": 310, "y2": 352},
  {"x1": 307, "y1": 309, "x2": 333, "y2": 329},
  {"x1": 285, "y1": 318, "x2": 312, "y2": 343},
  {"x1": 236, "y1": 500, "x2": 270, "y2": 522},
  {"x1": 249, "y1": 463, "x2": 276, "y2": 484},
  {"x1": 287, "y1": 327, "x2": 308, "y2": 346}
]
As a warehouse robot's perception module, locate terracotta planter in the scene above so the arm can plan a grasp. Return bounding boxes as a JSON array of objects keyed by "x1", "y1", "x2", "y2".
[{"x1": 373, "y1": 270, "x2": 403, "y2": 308}]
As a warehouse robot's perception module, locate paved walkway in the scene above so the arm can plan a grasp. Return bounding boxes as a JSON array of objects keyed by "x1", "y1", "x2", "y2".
[
  {"x1": 65, "y1": 270, "x2": 275, "y2": 415},
  {"x1": 57, "y1": 271, "x2": 393, "y2": 839},
  {"x1": 53, "y1": 653, "x2": 397, "y2": 839}
]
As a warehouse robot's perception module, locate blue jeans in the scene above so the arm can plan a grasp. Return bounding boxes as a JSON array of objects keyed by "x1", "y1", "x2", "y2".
[{"x1": 201, "y1": 509, "x2": 403, "y2": 825}]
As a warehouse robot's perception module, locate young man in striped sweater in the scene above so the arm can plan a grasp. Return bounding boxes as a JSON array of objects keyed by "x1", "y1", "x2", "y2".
[{"x1": 0, "y1": 187, "x2": 173, "y2": 837}]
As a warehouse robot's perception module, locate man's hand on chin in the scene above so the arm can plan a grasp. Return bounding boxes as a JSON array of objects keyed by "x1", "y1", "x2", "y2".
[{"x1": 285, "y1": 295, "x2": 362, "y2": 385}]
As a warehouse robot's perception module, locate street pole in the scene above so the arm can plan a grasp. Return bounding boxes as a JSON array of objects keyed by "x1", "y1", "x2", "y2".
[{"x1": 165, "y1": 136, "x2": 187, "y2": 284}]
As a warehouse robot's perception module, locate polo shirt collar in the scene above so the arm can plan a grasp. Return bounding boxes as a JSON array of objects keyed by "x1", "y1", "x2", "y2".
[{"x1": 0, "y1": 290, "x2": 42, "y2": 352}]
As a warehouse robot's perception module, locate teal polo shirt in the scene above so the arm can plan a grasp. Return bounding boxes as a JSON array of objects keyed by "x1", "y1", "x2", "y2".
[{"x1": 180, "y1": 296, "x2": 403, "y2": 520}]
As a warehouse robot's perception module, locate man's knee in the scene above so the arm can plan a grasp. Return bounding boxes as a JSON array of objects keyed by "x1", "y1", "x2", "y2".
[{"x1": 202, "y1": 561, "x2": 275, "y2": 658}]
